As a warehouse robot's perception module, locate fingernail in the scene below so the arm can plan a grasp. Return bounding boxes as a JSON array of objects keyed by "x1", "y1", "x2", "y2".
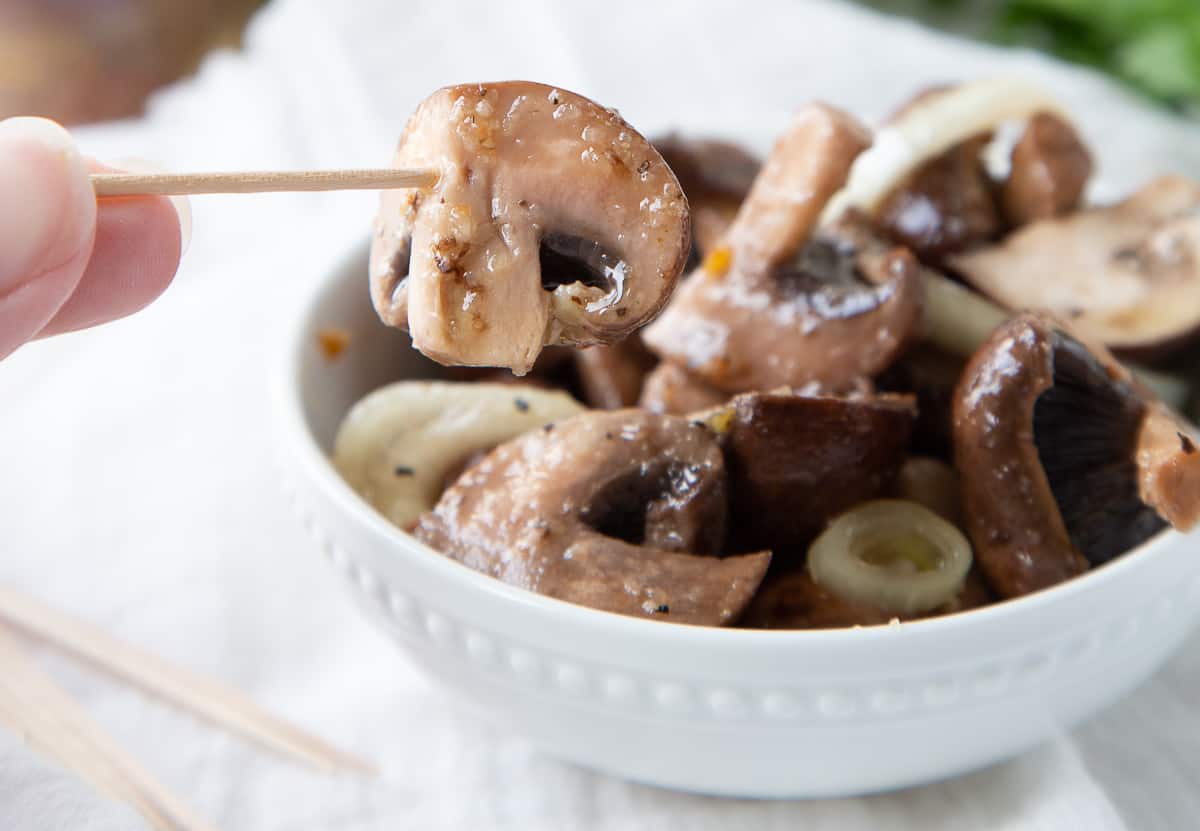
[
  {"x1": 108, "y1": 157, "x2": 192, "y2": 257},
  {"x1": 0, "y1": 117, "x2": 93, "y2": 293}
]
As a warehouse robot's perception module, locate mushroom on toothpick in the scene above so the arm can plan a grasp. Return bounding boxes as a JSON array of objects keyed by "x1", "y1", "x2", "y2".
[{"x1": 93, "y1": 81, "x2": 692, "y2": 375}]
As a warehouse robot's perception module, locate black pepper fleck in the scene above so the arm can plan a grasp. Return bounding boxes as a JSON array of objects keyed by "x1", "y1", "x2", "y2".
[
  {"x1": 514, "y1": 397, "x2": 530, "y2": 413},
  {"x1": 1180, "y1": 432, "x2": 1196, "y2": 454},
  {"x1": 655, "y1": 604, "x2": 670, "y2": 614},
  {"x1": 637, "y1": 160, "x2": 650, "y2": 174},
  {"x1": 604, "y1": 432, "x2": 614, "y2": 440},
  {"x1": 393, "y1": 465, "x2": 415, "y2": 477},
  {"x1": 542, "y1": 423, "x2": 555, "y2": 433}
]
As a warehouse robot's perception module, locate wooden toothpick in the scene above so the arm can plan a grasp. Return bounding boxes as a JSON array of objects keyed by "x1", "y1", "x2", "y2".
[
  {"x1": 91, "y1": 168, "x2": 439, "y2": 197},
  {"x1": 0, "y1": 586, "x2": 374, "y2": 776}
]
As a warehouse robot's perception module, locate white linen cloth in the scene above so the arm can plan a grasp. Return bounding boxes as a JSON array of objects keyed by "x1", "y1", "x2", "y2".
[{"x1": 3, "y1": 1, "x2": 1199, "y2": 828}]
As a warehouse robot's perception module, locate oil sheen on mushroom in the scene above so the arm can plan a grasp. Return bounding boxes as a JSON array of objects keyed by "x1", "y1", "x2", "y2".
[
  {"x1": 953, "y1": 313, "x2": 1193, "y2": 598},
  {"x1": 370, "y1": 81, "x2": 690, "y2": 375},
  {"x1": 950, "y1": 176, "x2": 1200, "y2": 361},
  {"x1": 718, "y1": 390, "x2": 917, "y2": 554},
  {"x1": 415, "y1": 409, "x2": 770, "y2": 626},
  {"x1": 643, "y1": 103, "x2": 922, "y2": 394}
]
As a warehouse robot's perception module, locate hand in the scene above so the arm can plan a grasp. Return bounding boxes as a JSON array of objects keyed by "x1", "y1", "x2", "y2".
[{"x1": 0, "y1": 117, "x2": 189, "y2": 359}]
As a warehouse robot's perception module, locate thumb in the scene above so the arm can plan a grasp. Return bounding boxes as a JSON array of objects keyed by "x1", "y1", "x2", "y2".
[{"x1": 0, "y1": 117, "x2": 96, "y2": 360}]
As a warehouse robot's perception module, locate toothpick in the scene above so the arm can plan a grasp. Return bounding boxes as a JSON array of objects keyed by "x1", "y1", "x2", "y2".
[
  {"x1": 0, "y1": 626, "x2": 218, "y2": 831},
  {"x1": 0, "y1": 587, "x2": 374, "y2": 776},
  {"x1": 91, "y1": 168, "x2": 438, "y2": 197}
]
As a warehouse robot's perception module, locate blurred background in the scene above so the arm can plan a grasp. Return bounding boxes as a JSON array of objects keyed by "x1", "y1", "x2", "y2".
[{"x1": 3, "y1": 0, "x2": 1198, "y2": 125}]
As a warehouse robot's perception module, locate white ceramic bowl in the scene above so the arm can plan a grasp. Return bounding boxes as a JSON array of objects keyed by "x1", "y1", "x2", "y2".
[{"x1": 274, "y1": 243, "x2": 1200, "y2": 798}]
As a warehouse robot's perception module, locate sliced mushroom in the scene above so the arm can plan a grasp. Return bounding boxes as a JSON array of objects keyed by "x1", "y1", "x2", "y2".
[
  {"x1": 1136, "y1": 401, "x2": 1200, "y2": 530},
  {"x1": 876, "y1": 134, "x2": 1001, "y2": 264},
  {"x1": 638, "y1": 361, "x2": 728, "y2": 415},
  {"x1": 999, "y1": 112, "x2": 1092, "y2": 227},
  {"x1": 415, "y1": 409, "x2": 771, "y2": 625},
  {"x1": 333, "y1": 381, "x2": 583, "y2": 530},
  {"x1": 371, "y1": 81, "x2": 690, "y2": 374},
  {"x1": 643, "y1": 104, "x2": 924, "y2": 393},
  {"x1": 953, "y1": 313, "x2": 1199, "y2": 598},
  {"x1": 715, "y1": 390, "x2": 916, "y2": 553},
  {"x1": 655, "y1": 135, "x2": 761, "y2": 257},
  {"x1": 950, "y1": 176, "x2": 1200, "y2": 360},
  {"x1": 572, "y1": 337, "x2": 658, "y2": 409}
]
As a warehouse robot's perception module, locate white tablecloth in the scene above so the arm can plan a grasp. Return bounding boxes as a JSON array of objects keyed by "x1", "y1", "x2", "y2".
[{"x1": 3, "y1": 1, "x2": 1199, "y2": 828}]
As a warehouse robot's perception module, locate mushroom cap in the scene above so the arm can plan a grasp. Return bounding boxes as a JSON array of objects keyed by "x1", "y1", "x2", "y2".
[
  {"x1": 952, "y1": 313, "x2": 1189, "y2": 598},
  {"x1": 333, "y1": 381, "x2": 584, "y2": 529},
  {"x1": 999, "y1": 112, "x2": 1092, "y2": 227},
  {"x1": 415, "y1": 409, "x2": 770, "y2": 626},
  {"x1": 371, "y1": 81, "x2": 690, "y2": 374},
  {"x1": 950, "y1": 176, "x2": 1200, "y2": 359},
  {"x1": 719, "y1": 390, "x2": 917, "y2": 553}
]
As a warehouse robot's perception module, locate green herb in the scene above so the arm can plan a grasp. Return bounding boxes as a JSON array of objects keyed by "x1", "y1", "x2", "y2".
[{"x1": 860, "y1": 0, "x2": 1200, "y2": 111}]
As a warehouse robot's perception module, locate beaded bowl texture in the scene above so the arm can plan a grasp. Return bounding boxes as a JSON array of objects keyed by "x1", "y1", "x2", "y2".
[{"x1": 273, "y1": 244, "x2": 1200, "y2": 798}]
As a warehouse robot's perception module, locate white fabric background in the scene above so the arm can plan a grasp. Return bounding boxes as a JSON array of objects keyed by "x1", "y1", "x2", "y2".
[{"x1": 3, "y1": 1, "x2": 1199, "y2": 828}]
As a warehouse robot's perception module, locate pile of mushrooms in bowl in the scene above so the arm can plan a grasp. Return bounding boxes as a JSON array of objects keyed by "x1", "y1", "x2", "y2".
[{"x1": 276, "y1": 79, "x2": 1200, "y2": 797}]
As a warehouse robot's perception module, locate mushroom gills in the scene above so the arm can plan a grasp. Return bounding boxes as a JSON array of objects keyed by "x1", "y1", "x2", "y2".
[
  {"x1": 1034, "y1": 331, "x2": 1167, "y2": 564},
  {"x1": 587, "y1": 460, "x2": 726, "y2": 555},
  {"x1": 775, "y1": 237, "x2": 881, "y2": 319},
  {"x1": 539, "y1": 232, "x2": 623, "y2": 294}
]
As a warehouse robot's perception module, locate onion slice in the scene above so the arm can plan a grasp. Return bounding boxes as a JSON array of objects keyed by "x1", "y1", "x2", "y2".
[
  {"x1": 822, "y1": 78, "x2": 1072, "y2": 223},
  {"x1": 807, "y1": 500, "x2": 973, "y2": 616}
]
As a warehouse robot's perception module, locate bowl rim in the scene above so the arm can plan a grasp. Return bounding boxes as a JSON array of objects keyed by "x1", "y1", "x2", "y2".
[{"x1": 274, "y1": 238, "x2": 1189, "y2": 647}]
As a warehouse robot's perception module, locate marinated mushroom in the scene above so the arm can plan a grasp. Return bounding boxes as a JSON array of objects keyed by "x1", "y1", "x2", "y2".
[
  {"x1": 953, "y1": 313, "x2": 1200, "y2": 598},
  {"x1": 876, "y1": 134, "x2": 1001, "y2": 264},
  {"x1": 643, "y1": 103, "x2": 924, "y2": 393},
  {"x1": 871, "y1": 86, "x2": 1091, "y2": 264},
  {"x1": 638, "y1": 361, "x2": 728, "y2": 415},
  {"x1": 951, "y1": 176, "x2": 1200, "y2": 360},
  {"x1": 999, "y1": 112, "x2": 1093, "y2": 226},
  {"x1": 572, "y1": 337, "x2": 658, "y2": 409},
  {"x1": 415, "y1": 409, "x2": 771, "y2": 625},
  {"x1": 371, "y1": 81, "x2": 691, "y2": 375},
  {"x1": 822, "y1": 78, "x2": 1072, "y2": 223},
  {"x1": 654, "y1": 135, "x2": 761, "y2": 258},
  {"x1": 715, "y1": 390, "x2": 916, "y2": 552},
  {"x1": 333, "y1": 381, "x2": 583, "y2": 529}
]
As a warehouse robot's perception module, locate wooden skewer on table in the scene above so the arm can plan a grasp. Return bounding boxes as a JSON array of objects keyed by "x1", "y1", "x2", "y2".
[{"x1": 91, "y1": 168, "x2": 439, "y2": 197}]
